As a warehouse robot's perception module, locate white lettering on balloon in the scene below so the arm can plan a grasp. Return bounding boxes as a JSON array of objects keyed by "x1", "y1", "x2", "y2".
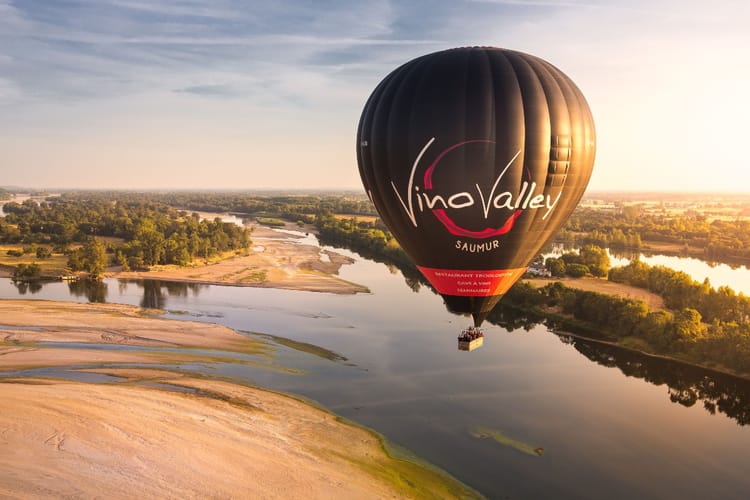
[{"x1": 391, "y1": 138, "x2": 562, "y2": 235}]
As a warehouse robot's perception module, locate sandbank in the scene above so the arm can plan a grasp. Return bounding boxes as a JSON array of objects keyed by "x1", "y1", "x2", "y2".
[
  {"x1": 110, "y1": 223, "x2": 370, "y2": 294},
  {"x1": 0, "y1": 299, "x2": 476, "y2": 499}
]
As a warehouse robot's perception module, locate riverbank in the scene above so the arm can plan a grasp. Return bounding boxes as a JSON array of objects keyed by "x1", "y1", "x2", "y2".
[
  {"x1": 110, "y1": 222, "x2": 369, "y2": 294},
  {"x1": 519, "y1": 278, "x2": 750, "y2": 381},
  {"x1": 0, "y1": 299, "x2": 476, "y2": 499}
]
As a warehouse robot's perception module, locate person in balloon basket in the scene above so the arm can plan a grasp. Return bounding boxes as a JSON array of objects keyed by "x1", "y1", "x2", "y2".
[{"x1": 458, "y1": 327, "x2": 484, "y2": 341}]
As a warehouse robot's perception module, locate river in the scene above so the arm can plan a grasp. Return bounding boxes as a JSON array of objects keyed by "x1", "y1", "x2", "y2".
[
  {"x1": 2, "y1": 228, "x2": 750, "y2": 499},
  {"x1": 545, "y1": 245, "x2": 750, "y2": 295},
  {"x1": 611, "y1": 251, "x2": 750, "y2": 295}
]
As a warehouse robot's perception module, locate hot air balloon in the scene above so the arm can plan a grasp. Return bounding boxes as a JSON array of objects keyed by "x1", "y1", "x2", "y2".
[{"x1": 357, "y1": 47, "x2": 596, "y2": 327}]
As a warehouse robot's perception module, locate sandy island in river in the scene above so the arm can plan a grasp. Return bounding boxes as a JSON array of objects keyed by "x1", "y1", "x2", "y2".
[
  {"x1": 0, "y1": 300, "x2": 476, "y2": 499},
  {"x1": 109, "y1": 222, "x2": 370, "y2": 295}
]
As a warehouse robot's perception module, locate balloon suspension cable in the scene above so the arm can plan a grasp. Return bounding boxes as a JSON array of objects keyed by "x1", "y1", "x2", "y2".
[{"x1": 472, "y1": 312, "x2": 488, "y2": 328}]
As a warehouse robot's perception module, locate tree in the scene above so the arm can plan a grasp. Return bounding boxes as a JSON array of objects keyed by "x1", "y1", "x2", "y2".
[
  {"x1": 83, "y1": 238, "x2": 108, "y2": 279},
  {"x1": 115, "y1": 249, "x2": 130, "y2": 271},
  {"x1": 579, "y1": 244, "x2": 610, "y2": 277},
  {"x1": 672, "y1": 308, "x2": 707, "y2": 349},
  {"x1": 134, "y1": 220, "x2": 166, "y2": 266},
  {"x1": 641, "y1": 310, "x2": 674, "y2": 350},
  {"x1": 565, "y1": 263, "x2": 589, "y2": 278},
  {"x1": 12, "y1": 263, "x2": 42, "y2": 281},
  {"x1": 545, "y1": 257, "x2": 567, "y2": 277},
  {"x1": 68, "y1": 238, "x2": 108, "y2": 279},
  {"x1": 36, "y1": 246, "x2": 52, "y2": 259},
  {"x1": 621, "y1": 204, "x2": 642, "y2": 221}
]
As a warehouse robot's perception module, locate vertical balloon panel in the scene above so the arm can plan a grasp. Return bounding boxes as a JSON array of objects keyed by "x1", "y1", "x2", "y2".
[{"x1": 357, "y1": 47, "x2": 595, "y2": 326}]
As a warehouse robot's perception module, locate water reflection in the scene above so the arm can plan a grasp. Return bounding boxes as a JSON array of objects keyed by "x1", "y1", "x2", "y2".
[
  {"x1": 545, "y1": 243, "x2": 750, "y2": 295},
  {"x1": 486, "y1": 302, "x2": 544, "y2": 332},
  {"x1": 127, "y1": 280, "x2": 207, "y2": 309},
  {"x1": 13, "y1": 276, "x2": 210, "y2": 307},
  {"x1": 567, "y1": 337, "x2": 750, "y2": 426},
  {"x1": 67, "y1": 279, "x2": 108, "y2": 303},
  {"x1": 484, "y1": 301, "x2": 750, "y2": 426},
  {"x1": 140, "y1": 280, "x2": 166, "y2": 309},
  {"x1": 11, "y1": 280, "x2": 43, "y2": 295},
  {"x1": 608, "y1": 247, "x2": 643, "y2": 262},
  {"x1": 11, "y1": 278, "x2": 212, "y2": 309}
]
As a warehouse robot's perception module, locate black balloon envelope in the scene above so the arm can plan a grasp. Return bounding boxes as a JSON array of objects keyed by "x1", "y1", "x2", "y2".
[{"x1": 357, "y1": 47, "x2": 596, "y2": 326}]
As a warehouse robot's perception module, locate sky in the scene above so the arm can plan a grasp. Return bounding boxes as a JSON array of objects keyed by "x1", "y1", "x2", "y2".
[{"x1": 1, "y1": 0, "x2": 748, "y2": 192}]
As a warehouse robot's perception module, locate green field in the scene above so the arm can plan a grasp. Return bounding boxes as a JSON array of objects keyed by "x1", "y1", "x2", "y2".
[{"x1": 0, "y1": 244, "x2": 70, "y2": 278}]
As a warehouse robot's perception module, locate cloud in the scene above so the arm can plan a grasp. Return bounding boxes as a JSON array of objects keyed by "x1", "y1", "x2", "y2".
[
  {"x1": 0, "y1": 78, "x2": 20, "y2": 101},
  {"x1": 107, "y1": 0, "x2": 240, "y2": 20},
  {"x1": 466, "y1": 0, "x2": 603, "y2": 7},
  {"x1": 173, "y1": 83, "x2": 242, "y2": 97},
  {"x1": 0, "y1": 0, "x2": 443, "y2": 107}
]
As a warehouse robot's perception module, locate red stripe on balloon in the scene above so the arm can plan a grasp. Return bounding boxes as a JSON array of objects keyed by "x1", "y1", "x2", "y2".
[
  {"x1": 432, "y1": 208, "x2": 522, "y2": 238},
  {"x1": 418, "y1": 266, "x2": 527, "y2": 296}
]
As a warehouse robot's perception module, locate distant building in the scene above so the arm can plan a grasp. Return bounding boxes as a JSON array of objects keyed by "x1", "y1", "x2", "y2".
[{"x1": 527, "y1": 261, "x2": 551, "y2": 277}]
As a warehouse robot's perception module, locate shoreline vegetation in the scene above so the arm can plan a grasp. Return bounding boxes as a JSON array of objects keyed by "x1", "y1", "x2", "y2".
[
  {"x1": 0, "y1": 300, "x2": 478, "y2": 499},
  {"x1": 0, "y1": 221, "x2": 369, "y2": 295},
  {"x1": 505, "y1": 258, "x2": 750, "y2": 380},
  {"x1": 516, "y1": 278, "x2": 750, "y2": 381},
  {"x1": 110, "y1": 222, "x2": 370, "y2": 294}
]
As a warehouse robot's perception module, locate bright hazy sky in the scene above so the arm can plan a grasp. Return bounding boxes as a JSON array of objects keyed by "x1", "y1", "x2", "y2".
[{"x1": 1, "y1": 1, "x2": 748, "y2": 192}]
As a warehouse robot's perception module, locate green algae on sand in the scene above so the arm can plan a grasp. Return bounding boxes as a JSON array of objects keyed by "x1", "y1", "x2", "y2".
[{"x1": 470, "y1": 426, "x2": 544, "y2": 457}]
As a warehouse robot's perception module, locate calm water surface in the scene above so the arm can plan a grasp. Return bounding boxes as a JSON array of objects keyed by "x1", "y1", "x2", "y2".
[
  {"x1": 546, "y1": 245, "x2": 750, "y2": 294},
  {"x1": 613, "y1": 251, "x2": 750, "y2": 295},
  {"x1": 3, "y1": 233, "x2": 750, "y2": 499}
]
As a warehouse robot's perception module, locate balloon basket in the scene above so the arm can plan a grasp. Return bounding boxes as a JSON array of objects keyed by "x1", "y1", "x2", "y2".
[
  {"x1": 458, "y1": 337, "x2": 484, "y2": 351},
  {"x1": 457, "y1": 327, "x2": 484, "y2": 352}
]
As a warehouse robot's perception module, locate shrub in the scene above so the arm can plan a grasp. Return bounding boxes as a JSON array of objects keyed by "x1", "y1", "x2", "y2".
[
  {"x1": 36, "y1": 246, "x2": 52, "y2": 259},
  {"x1": 12, "y1": 263, "x2": 42, "y2": 281},
  {"x1": 566, "y1": 263, "x2": 589, "y2": 278}
]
